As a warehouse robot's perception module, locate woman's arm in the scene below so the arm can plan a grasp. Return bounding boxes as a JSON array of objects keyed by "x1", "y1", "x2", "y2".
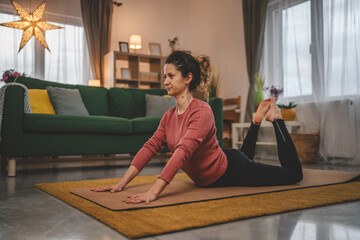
[
  {"x1": 123, "y1": 178, "x2": 168, "y2": 204},
  {"x1": 91, "y1": 113, "x2": 168, "y2": 193},
  {"x1": 91, "y1": 165, "x2": 139, "y2": 192}
]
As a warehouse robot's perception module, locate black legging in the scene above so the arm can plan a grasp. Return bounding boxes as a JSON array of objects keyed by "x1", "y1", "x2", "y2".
[{"x1": 209, "y1": 119, "x2": 303, "y2": 187}]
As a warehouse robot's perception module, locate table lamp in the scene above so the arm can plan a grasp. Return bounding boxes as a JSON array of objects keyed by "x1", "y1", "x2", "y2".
[{"x1": 129, "y1": 34, "x2": 142, "y2": 52}]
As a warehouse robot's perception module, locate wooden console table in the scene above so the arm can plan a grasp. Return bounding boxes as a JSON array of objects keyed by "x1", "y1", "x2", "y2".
[{"x1": 232, "y1": 121, "x2": 304, "y2": 149}]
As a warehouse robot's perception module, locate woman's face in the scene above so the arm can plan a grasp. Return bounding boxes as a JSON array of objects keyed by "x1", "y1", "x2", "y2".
[{"x1": 164, "y1": 64, "x2": 192, "y2": 97}]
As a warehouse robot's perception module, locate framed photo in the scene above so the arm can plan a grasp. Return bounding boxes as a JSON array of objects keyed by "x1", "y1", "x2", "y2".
[
  {"x1": 121, "y1": 68, "x2": 131, "y2": 79},
  {"x1": 148, "y1": 42, "x2": 162, "y2": 56},
  {"x1": 119, "y1": 42, "x2": 129, "y2": 52}
]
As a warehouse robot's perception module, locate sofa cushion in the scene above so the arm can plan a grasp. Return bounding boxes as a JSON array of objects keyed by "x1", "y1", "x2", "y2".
[
  {"x1": 132, "y1": 117, "x2": 161, "y2": 134},
  {"x1": 109, "y1": 88, "x2": 167, "y2": 119},
  {"x1": 24, "y1": 114, "x2": 132, "y2": 134},
  {"x1": 46, "y1": 86, "x2": 90, "y2": 116},
  {"x1": 145, "y1": 94, "x2": 176, "y2": 117},
  {"x1": 77, "y1": 85, "x2": 109, "y2": 116},
  {"x1": 14, "y1": 76, "x2": 109, "y2": 116},
  {"x1": 28, "y1": 89, "x2": 56, "y2": 114}
]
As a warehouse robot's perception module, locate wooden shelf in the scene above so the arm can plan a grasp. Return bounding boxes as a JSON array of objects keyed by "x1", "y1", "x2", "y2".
[
  {"x1": 104, "y1": 51, "x2": 165, "y2": 89},
  {"x1": 116, "y1": 78, "x2": 139, "y2": 82}
]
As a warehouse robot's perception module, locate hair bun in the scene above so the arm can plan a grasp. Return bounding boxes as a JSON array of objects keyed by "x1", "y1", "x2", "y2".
[{"x1": 192, "y1": 55, "x2": 211, "y2": 99}]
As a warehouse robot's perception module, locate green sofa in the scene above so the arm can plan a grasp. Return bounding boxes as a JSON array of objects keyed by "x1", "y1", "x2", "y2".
[{"x1": 0, "y1": 76, "x2": 223, "y2": 176}]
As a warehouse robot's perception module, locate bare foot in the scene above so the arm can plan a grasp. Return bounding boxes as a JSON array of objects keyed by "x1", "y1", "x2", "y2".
[
  {"x1": 253, "y1": 99, "x2": 271, "y2": 125},
  {"x1": 265, "y1": 98, "x2": 283, "y2": 122}
]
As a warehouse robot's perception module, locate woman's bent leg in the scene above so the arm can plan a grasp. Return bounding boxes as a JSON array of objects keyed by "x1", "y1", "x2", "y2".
[
  {"x1": 272, "y1": 119, "x2": 303, "y2": 182},
  {"x1": 240, "y1": 122, "x2": 260, "y2": 160},
  {"x1": 211, "y1": 149, "x2": 303, "y2": 187}
]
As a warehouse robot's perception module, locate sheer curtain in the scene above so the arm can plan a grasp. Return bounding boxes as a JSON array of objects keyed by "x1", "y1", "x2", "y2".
[
  {"x1": 45, "y1": 22, "x2": 93, "y2": 85},
  {"x1": 261, "y1": 0, "x2": 360, "y2": 163},
  {"x1": 0, "y1": 7, "x2": 93, "y2": 86},
  {"x1": 0, "y1": 12, "x2": 35, "y2": 87}
]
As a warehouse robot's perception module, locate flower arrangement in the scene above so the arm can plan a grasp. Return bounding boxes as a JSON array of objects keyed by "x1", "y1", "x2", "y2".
[
  {"x1": 277, "y1": 101, "x2": 297, "y2": 109},
  {"x1": 168, "y1": 37, "x2": 179, "y2": 52},
  {"x1": 254, "y1": 72, "x2": 265, "y2": 108},
  {"x1": 1, "y1": 69, "x2": 26, "y2": 83},
  {"x1": 264, "y1": 85, "x2": 284, "y2": 98}
]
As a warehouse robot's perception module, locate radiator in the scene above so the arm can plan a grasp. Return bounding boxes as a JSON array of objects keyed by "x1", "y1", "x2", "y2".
[{"x1": 320, "y1": 99, "x2": 356, "y2": 158}]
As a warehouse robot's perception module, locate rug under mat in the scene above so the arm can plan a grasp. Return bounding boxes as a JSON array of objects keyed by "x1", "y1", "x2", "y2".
[{"x1": 35, "y1": 169, "x2": 360, "y2": 239}]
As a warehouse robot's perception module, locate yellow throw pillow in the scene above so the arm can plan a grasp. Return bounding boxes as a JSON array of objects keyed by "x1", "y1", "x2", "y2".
[{"x1": 28, "y1": 89, "x2": 56, "y2": 114}]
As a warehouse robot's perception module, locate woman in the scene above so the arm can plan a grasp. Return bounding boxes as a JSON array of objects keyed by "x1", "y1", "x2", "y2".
[{"x1": 91, "y1": 51, "x2": 303, "y2": 204}]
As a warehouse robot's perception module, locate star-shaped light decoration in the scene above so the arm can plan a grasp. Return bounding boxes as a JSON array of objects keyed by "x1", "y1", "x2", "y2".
[{"x1": 0, "y1": 0, "x2": 61, "y2": 52}]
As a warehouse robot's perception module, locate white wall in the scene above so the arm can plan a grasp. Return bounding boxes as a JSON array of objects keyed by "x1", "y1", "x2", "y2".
[{"x1": 110, "y1": 0, "x2": 249, "y2": 113}]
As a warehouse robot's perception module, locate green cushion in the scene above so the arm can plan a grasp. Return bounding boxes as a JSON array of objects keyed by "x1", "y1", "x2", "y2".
[
  {"x1": 109, "y1": 88, "x2": 167, "y2": 118},
  {"x1": 132, "y1": 117, "x2": 161, "y2": 133},
  {"x1": 24, "y1": 114, "x2": 132, "y2": 134},
  {"x1": 145, "y1": 94, "x2": 176, "y2": 117},
  {"x1": 46, "y1": 86, "x2": 89, "y2": 116},
  {"x1": 77, "y1": 85, "x2": 109, "y2": 116}
]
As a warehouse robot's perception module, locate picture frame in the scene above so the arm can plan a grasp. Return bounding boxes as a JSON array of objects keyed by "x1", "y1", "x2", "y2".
[
  {"x1": 148, "y1": 42, "x2": 162, "y2": 56},
  {"x1": 119, "y1": 42, "x2": 129, "y2": 53},
  {"x1": 121, "y1": 68, "x2": 131, "y2": 79}
]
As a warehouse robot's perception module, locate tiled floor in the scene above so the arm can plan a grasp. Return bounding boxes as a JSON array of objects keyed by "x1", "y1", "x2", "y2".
[{"x1": 1, "y1": 156, "x2": 360, "y2": 240}]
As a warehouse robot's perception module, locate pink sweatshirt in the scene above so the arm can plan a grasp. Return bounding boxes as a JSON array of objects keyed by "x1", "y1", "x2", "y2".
[{"x1": 131, "y1": 98, "x2": 228, "y2": 186}]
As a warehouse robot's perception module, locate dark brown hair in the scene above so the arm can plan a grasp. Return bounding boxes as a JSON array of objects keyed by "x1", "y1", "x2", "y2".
[{"x1": 165, "y1": 51, "x2": 211, "y2": 99}]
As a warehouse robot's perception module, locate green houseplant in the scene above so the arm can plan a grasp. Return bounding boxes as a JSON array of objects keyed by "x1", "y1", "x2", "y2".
[
  {"x1": 208, "y1": 69, "x2": 219, "y2": 98},
  {"x1": 277, "y1": 101, "x2": 297, "y2": 121},
  {"x1": 254, "y1": 72, "x2": 265, "y2": 108}
]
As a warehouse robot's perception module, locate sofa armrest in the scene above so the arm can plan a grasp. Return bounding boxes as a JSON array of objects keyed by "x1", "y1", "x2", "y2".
[
  {"x1": 207, "y1": 97, "x2": 223, "y2": 148},
  {"x1": 0, "y1": 86, "x2": 25, "y2": 158}
]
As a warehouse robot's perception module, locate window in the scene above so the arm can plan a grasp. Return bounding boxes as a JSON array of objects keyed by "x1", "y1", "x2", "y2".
[
  {"x1": 0, "y1": 12, "x2": 35, "y2": 79},
  {"x1": 282, "y1": 1, "x2": 312, "y2": 97},
  {"x1": 261, "y1": 0, "x2": 360, "y2": 100},
  {"x1": 0, "y1": 11, "x2": 93, "y2": 85}
]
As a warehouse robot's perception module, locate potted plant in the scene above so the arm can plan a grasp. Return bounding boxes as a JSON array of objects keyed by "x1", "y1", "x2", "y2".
[
  {"x1": 277, "y1": 101, "x2": 297, "y2": 121},
  {"x1": 254, "y1": 72, "x2": 265, "y2": 108},
  {"x1": 208, "y1": 69, "x2": 219, "y2": 98}
]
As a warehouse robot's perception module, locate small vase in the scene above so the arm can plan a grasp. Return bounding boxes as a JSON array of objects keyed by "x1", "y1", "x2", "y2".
[{"x1": 281, "y1": 109, "x2": 296, "y2": 121}]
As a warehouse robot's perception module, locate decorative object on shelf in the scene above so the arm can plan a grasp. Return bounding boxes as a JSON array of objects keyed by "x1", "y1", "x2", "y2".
[
  {"x1": 119, "y1": 42, "x2": 129, "y2": 52},
  {"x1": 149, "y1": 42, "x2": 162, "y2": 56},
  {"x1": 88, "y1": 79, "x2": 101, "y2": 87},
  {"x1": 264, "y1": 85, "x2": 283, "y2": 98},
  {"x1": 277, "y1": 101, "x2": 298, "y2": 121},
  {"x1": 121, "y1": 68, "x2": 131, "y2": 79},
  {"x1": 168, "y1": 37, "x2": 179, "y2": 52},
  {"x1": 1, "y1": 69, "x2": 26, "y2": 83},
  {"x1": 0, "y1": 1, "x2": 61, "y2": 52},
  {"x1": 129, "y1": 34, "x2": 142, "y2": 50},
  {"x1": 254, "y1": 72, "x2": 265, "y2": 108},
  {"x1": 112, "y1": 1, "x2": 123, "y2": 7}
]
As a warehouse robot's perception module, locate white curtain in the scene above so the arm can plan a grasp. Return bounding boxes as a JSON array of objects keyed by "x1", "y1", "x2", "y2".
[
  {"x1": 0, "y1": 12, "x2": 35, "y2": 87},
  {"x1": 45, "y1": 22, "x2": 93, "y2": 85},
  {"x1": 0, "y1": 9, "x2": 93, "y2": 86},
  {"x1": 261, "y1": 0, "x2": 360, "y2": 163}
]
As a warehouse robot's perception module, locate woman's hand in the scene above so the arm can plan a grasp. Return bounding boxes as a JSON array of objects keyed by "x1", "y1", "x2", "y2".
[
  {"x1": 123, "y1": 191, "x2": 157, "y2": 204},
  {"x1": 91, "y1": 165, "x2": 141, "y2": 193},
  {"x1": 91, "y1": 182, "x2": 124, "y2": 193}
]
